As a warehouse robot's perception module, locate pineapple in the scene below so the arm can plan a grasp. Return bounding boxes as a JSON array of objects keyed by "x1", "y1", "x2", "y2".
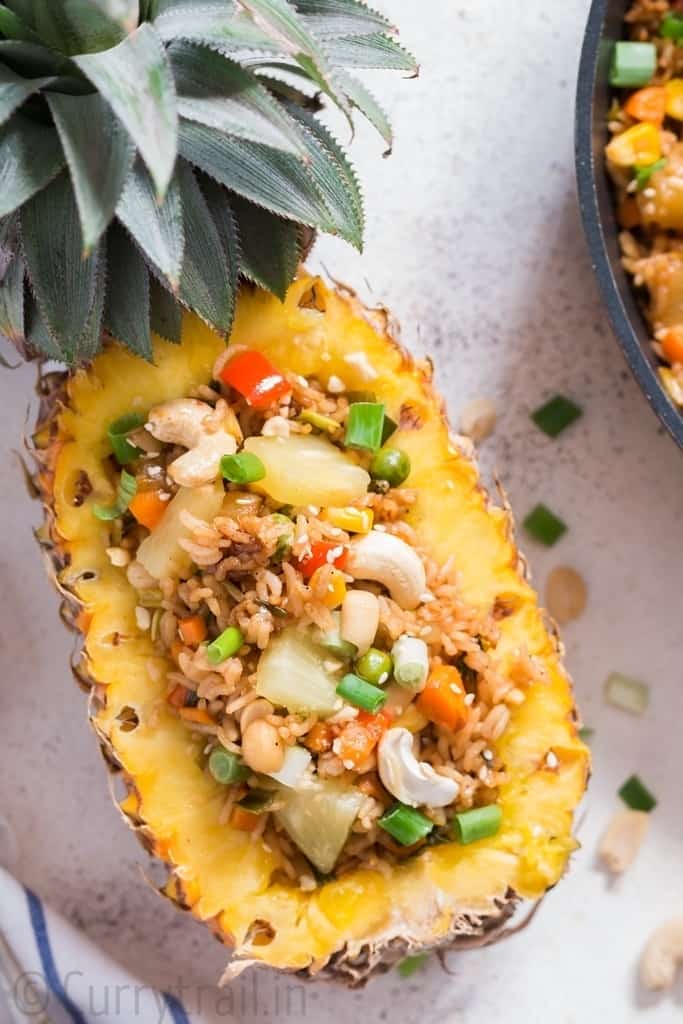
[{"x1": 33, "y1": 275, "x2": 589, "y2": 983}]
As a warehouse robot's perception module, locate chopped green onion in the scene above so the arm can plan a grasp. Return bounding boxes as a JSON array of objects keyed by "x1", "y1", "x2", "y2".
[
  {"x1": 206, "y1": 626, "x2": 244, "y2": 664},
  {"x1": 609, "y1": 41, "x2": 656, "y2": 88},
  {"x1": 619, "y1": 774, "x2": 657, "y2": 812},
  {"x1": 531, "y1": 395, "x2": 583, "y2": 437},
  {"x1": 635, "y1": 157, "x2": 667, "y2": 190},
  {"x1": 209, "y1": 747, "x2": 249, "y2": 784},
  {"x1": 523, "y1": 504, "x2": 567, "y2": 546},
  {"x1": 346, "y1": 389, "x2": 377, "y2": 404},
  {"x1": 397, "y1": 953, "x2": 429, "y2": 978},
  {"x1": 391, "y1": 635, "x2": 429, "y2": 690},
  {"x1": 381, "y1": 413, "x2": 398, "y2": 444},
  {"x1": 316, "y1": 618, "x2": 357, "y2": 661},
  {"x1": 336, "y1": 673, "x2": 386, "y2": 713},
  {"x1": 221, "y1": 451, "x2": 266, "y2": 484},
  {"x1": 604, "y1": 672, "x2": 649, "y2": 715},
  {"x1": 369, "y1": 446, "x2": 411, "y2": 487},
  {"x1": 345, "y1": 402, "x2": 385, "y2": 452},
  {"x1": 451, "y1": 804, "x2": 502, "y2": 845},
  {"x1": 661, "y1": 13, "x2": 683, "y2": 42},
  {"x1": 578, "y1": 726, "x2": 594, "y2": 743},
  {"x1": 378, "y1": 803, "x2": 434, "y2": 845},
  {"x1": 239, "y1": 789, "x2": 276, "y2": 813},
  {"x1": 299, "y1": 409, "x2": 341, "y2": 434},
  {"x1": 271, "y1": 512, "x2": 294, "y2": 561},
  {"x1": 92, "y1": 469, "x2": 137, "y2": 521},
  {"x1": 107, "y1": 413, "x2": 145, "y2": 464},
  {"x1": 355, "y1": 648, "x2": 393, "y2": 685}
]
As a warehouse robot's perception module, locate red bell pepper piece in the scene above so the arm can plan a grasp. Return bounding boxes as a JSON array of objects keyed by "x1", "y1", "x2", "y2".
[
  {"x1": 219, "y1": 350, "x2": 291, "y2": 409},
  {"x1": 295, "y1": 541, "x2": 348, "y2": 579}
]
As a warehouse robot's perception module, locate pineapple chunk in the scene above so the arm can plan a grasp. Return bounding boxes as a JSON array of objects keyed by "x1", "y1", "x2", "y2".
[
  {"x1": 638, "y1": 142, "x2": 683, "y2": 229},
  {"x1": 243, "y1": 434, "x2": 369, "y2": 507},
  {"x1": 136, "y1": 481, "x2": 224, "y2": 580},
  {"x1": 256, "y1": 627, "x2": 340, "y2": 715},
  {"x1": 636, "y1": 251, "x2": 683, "y2": 330}
]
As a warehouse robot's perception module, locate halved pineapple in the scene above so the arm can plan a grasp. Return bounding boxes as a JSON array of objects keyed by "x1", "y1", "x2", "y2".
[{"x1": 34, "y1": 275, "x2": 588, "y2": 984}]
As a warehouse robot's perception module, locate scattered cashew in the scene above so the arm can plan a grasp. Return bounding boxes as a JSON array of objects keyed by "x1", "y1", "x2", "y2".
[
  {"x1": 340, "y1": 589, "x2": 379, "y2": 655},
  {"x1": 378, "y1": 727, "x2": 458, "y2": 808},
  {"x1": 241, "y1": 718, "x2": 285, "y2": 774},
  {"x1": 146, "y1": 398, "x2": 237, "y2": 487},
  {"x1": 345, "y1": 531, "x2": 426, "y2": 610},
  {"x1": 598, "y1": 809, "x2": 650, "y2": 874},
  {"x1": 239, "y1": 698, "x2": 274, "y2": 733},
  {"x1": 640, "y1": 917, "x2": 683, "y2": 991}
]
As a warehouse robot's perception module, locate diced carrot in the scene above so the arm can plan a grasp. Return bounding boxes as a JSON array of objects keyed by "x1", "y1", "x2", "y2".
[
  {"x1": 304, "y1": 721, "x2": 334, "y2": 753},
  {"x1": 624, "y1": 86, "x2": 667, "y2": 125},
  {"x1": 417, "y1": 665, "x2": 469, "y2": 732},
  {"x1": 337, "y1": 709, "x2": 392, "y2": 768},
  {"x1": 178, "y1": 706, "x2": 214, "y2": 725},
  {"x1": 178, "y1": 615, "x2": 207, "y2": 646},
  {"x1": 170, "y1": 639, "x2": 185, "y2": 662},
  {"x1": 617, "y1": 197, "x2": 641, "y2": 229},
  {"x1": 129, "y1": 489, "x2": 168, "y2": 530},
  {"x1": 661, "y1": 326, "x2": 683, "y2": 364},
  {"x1": 167, "y1": 683, "x2": 189, "y2": 708},
  {"x1": 231, "y1": 806, "x2": 261, "y2": 831}
]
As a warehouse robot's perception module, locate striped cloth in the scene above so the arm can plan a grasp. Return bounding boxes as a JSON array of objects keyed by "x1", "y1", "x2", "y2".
[{"x1": 0, "y1": 867, "x2": 191, "y2": 1024}]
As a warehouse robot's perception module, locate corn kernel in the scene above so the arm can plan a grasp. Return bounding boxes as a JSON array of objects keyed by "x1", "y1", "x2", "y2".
[
  {"x1": 666, "y1": 79, "x2": 683, "y2": 120},
  {"x1": 605, "y1": 122, "x2": 661, "y2": 168},
  {"x1": 323, "y1": 506, "x2": 374, "y2": 534},
  {"x1": 310, "y1": 566, "x2": 347, "y2": 608}
]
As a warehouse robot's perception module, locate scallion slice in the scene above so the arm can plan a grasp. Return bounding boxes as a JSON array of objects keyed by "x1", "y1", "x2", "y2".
[
  {"x1": 381, "y1": 413, "x2": 398, "y2": 444},
  {"x1": 336, "y1": 673, "x2": 386, "y2": 713},
  {"x1": 299, "y1": 409, "x2": 341, "y2": 434},
  {"x1": 397, "y1": 953, "x2": 429, "y2": 978},
  {"x1": 604, "y1": 672, "x2": 649, "y2": 715},
  {"x1": 523, "y1": 504, "x2": 567, "y2": 546},
  {"x1": 661, "y1": 13, "x2": 683, "y2": 42},
  {"x1": 531, "y1": 395, "x2": 583, "y2": 437},
  {"x1": 206, "y1": 626, "x2": 244, "y2": 664},
  {"x1": 345, "y1": 402, "x2": 385, "y2": 452},
  {"x1": 451, "y1": 804, "x2": 502, "y2": 845},
  {"x1": 635, "y1": 157, "x2": 667, "y2": 190},
  {"x1": 619, "y1": 774, "x2": 657, "y2": 812},
  {"x1": 108, "y1": 413, "x2": 145, "y2": 464},
  {"x1": 220, "y1": 452, "x2": 266, "y2": 484},
  {"x1": 609, "y1": 41, "x2": 656, "y2": 88},
  {"x1": 209, "y1": 747, "x2": 249, "y2": 784},
  {"x1": 378, "y1": 803, "x2": 434, "y2": 845},
  {"x1": 92, "y1": 469, "x2": 137, "y2": 521}
]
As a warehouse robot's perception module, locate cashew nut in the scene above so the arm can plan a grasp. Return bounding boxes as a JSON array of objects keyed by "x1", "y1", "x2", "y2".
[
  {"x1": 146, "y1": 398, "x2": 237, "y2": 487},
  {"x1": 640, "y1": 917, "x2": 683, "y2": 991},
  {"x1": 345, "y1": 531, "x2": 426, "y2": 610},
  {"x1": 378, "y1": 727, "x2": 458, "y2": 808},
  {"x1": 340, "y1": 589, "x2": 379, "y2": 655},
  {"x1": 598, "y1": 809, "x2": 649, "y2": 874}
]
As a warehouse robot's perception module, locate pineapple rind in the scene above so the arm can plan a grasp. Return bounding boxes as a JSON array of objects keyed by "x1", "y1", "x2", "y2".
[{"x1": 37, "y1": 275, "x2": 589, "y2": 982}]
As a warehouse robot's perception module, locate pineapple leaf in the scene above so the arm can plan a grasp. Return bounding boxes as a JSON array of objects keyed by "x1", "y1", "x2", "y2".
[
  {"x1": 149, "y1": 274, "x2": 181, "y2": 342},
  {"x1": 48, "y1": 92, "x2": 136, "y2": 253},
  {"x1": 21, "y1": 170, "x2": 99, "y2": 360},
  {"x1": 231, "y1": 195, "x2": 298, "y2": 300},
  {"x1": 293, "y1": 0, "x2": 394, "y2": 38},
  {"x1": 0, "y1": 64, "x2": 53, "y2": 127},
  {"x1": 325, "y1": 32, "x2": 417, "y2": 72},
  {"x1": 169, "y1": 40, "x2": 308, "y2": 159},
  {"x1": 0, "y1": 115, "x2": 65, "y2": 218},
  {"x1": 178, "y1": 119, "x2": 334, "y2": 230},
  {"x1": 0, "y1": 4, "x2": 40, "y2": 42},
  {"x1": 198, "y1": 174, "x2": 239, "y2": 308},
  {"x1": 104, "y1": 222, "x2": 152, "y2": 358},
  {"x1": 154, "y1": 5, "x2": 280, "y2": 54},
  {"x1": 4, "y1": 1, "x2": 36, "y2": 27},
  {"x1": 0, "y1": 248, "x2": 24, "y2": 345},
  {"x1": 0, "y1": 40, "x2": 68, "y2": 77},
  {"x1": 176, "y1": 159, "x2": 234, "y2": 334},
  {"x1": 286, "y1": 104, "x2": 362, "y2": 248},
  {"x1": 116, "y1": 158, "x2": 184, "y2": 290},
  {"x1": 336, "y1": 69, "x2": 392, "y2": 152},
  {"x1": 73, "y1": 23, "x2": 178, "y2": 199},
  {"x1": 25, "y1": 296, "x2": 62, "y2": 359},
  {"x1": 34, "y1": 2, "x2": 130, "y2": 55},
  {"x1": 75, "y1": 242, "x2": 107, "y2": 359}
]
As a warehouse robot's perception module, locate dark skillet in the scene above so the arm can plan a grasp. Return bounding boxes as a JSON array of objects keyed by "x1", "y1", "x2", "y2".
[{"x1": 575, "y1": 0, "x2": 683, "y2": 447}]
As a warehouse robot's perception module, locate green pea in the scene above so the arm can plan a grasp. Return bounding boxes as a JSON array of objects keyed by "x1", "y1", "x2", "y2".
[
  {"x1": 369, "y1": 447, "x2": 411, "y2": 487},
  {"x1": 356, "y1": 647, "x2": 393, "y2": 686}
]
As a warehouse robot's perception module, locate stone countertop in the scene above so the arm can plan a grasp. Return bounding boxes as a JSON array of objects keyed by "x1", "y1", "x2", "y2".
[{"x1": 2, "y1": 2, "x2": 683, "y2": 1021}]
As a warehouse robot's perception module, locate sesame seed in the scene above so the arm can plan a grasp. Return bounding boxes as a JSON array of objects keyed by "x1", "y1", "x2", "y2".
[
  {"x1": 464, "y1": 693, "x2": 475, "y2": 706},
  {"x1": 482, "y1": 748, "x2": 493, "y2": 762},
  {"x1": 546, "y1": 751, "x2": 559, "y2": 769},
  {"x1": 147, "y1": 465, "x2": 162, "y2": 477},
  {"x1": 642, "y1": 187, "x2": 656, "y2": 198},
  {"x1": 158, "y1": 491, "x2": 171, "y2": 502}
]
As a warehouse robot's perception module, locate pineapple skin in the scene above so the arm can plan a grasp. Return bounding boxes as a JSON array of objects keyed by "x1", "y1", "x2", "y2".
[{"x1": 33, "y1": 275, "x2": 589, "y2": 985}]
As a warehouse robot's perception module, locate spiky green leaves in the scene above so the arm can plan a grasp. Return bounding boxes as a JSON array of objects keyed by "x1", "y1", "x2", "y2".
[{"x1": 0, "y1": 0, "x2": 416, "y2": 364}]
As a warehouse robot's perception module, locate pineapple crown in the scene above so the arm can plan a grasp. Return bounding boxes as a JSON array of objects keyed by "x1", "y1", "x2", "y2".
[{"x1": 0, "y1": 0, "x2": 416, "y2": 364}]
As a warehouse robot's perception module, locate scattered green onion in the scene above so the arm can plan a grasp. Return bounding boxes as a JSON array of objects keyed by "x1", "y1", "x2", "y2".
[
  {"x1": 578, "y1": 726, "x2": 594, "y2": 743},
  {"x1": 604, "y1": 671, "x2": 649, "y2": 715},
  {"x1": 619, "y1": 774, "x2": 657, "y2": 812},
  {"x1": 345, "y1": 402, "x2": 385, "y2": 452},
  {"x1": 378, "y1": 803, "x2": 434, "y2": 845},
  {"x1": 336, "y1": 673, "x2": 386, "y2": 713},
  {"x1": 299, "y1": 409, "x2": 341, "y2": 434},
  {"x1": 239, "y1": 789, "x2": 277, "y2": 813},
  {"x1": 92, "y1": 469, "x2": 137, "y2": 521},
  {"x1": 316, "y1": 619, "x2": 357, "y2": 662},
  {"x1": 381, "y1": 413, "x2": 398, "y2": 444},
  {"x1": 355, "y1": 648, "x2": 393, "y2": 686},
  {"x1": 451, "y1": 804, "x2": 502, "y2": 845},
  {"x1": 523, "y1": 504, "x2": 567, "y2": 546},
  {"x1": 635, "y1": 157, "x2": 667, "y2": 190},
  {"x1": 107, "y1": 413, "x2": 145, "y2": 465},
  {"x1": 609, "y1": 41, "x2": 656, "y2": 88},
  {"x1": 221, "y1": 451, "x2": 266, "y2": 484},
  {"x1": 661, "y1": 13, "x2": 683, "y2": 42},
  {"x1": 397, "y1": 953, "x2": 429, "y2": 978},
  {"x1": 209, "y1": 747, "x2": 249, "y2": 784},
  {"x1": 206, "y1": 625, "x2": 244, "y2": 665},
  {"x1": 391, "y1": 635, "x2": 429, "y2": 690},
  {"x1": 531, "y1": 395, "x2": 583, "y2": 437},
  {"x1": 369, "y1": 446, "x2": 411, "y2": 487},
  {"x1": 271, "y1": 512, "x2": 294, "y2": 561}
]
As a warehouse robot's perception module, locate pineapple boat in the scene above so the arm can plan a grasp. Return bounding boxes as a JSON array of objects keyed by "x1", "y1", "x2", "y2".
[{"x1": 35, "y1": 275, "x2": 589, "y2": 981}]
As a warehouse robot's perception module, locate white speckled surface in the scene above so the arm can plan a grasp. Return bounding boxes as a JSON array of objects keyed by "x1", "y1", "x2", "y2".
[{"x1": 2, "y1": 1, "x2": 683, "y2": 1021}]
